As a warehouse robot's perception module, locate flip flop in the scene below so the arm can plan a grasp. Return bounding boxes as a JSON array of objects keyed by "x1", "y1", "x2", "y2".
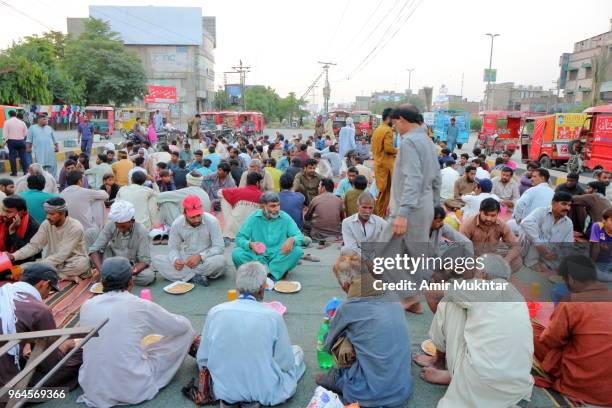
[{"x1": 302, "y1": 254, "x2": 320, "y2": 262}]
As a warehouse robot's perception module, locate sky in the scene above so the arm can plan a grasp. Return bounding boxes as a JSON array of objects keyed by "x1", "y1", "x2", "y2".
[{"x1": 1, "y1": 0, "x2": 611, "y2": 106}]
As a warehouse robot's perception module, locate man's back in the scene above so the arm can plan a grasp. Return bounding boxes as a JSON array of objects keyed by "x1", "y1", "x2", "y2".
[
  {"x1": 279, "y1": 190, "x2": 305, "y2": 230},
  {"x1": 197, "y1": 299, "x2": 298, "y2": 406},
  {"x1": 19, "y1": 189, "x2": 57, "y2": 224},
  {"x1": 112, "y1": 159, "x2": 134, "y2": 186}
]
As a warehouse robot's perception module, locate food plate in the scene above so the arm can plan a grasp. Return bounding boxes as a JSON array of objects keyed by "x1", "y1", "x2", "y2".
[
  {"x1": 163, "y1": 281, "x2": 195, "y2": 295},
  {"x1": 89, "y1": 282, "x2": 104, "y2": 294},
  {"x1": 421, "y1": 339, "x2": 437, "y2": 356},
  {"x1": 274, "y1": 280, "x2": 302, "y2": 294},
  {"x1": 141, "y1": 334, "x2": 164, "y2": 347}
]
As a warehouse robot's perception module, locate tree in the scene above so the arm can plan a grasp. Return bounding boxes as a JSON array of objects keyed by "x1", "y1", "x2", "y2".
[
  {"x1": 245, "y1": 86, "x2": 280, "y2": 121},
  {"x1": 214, "y1": 89, "x2": 229, "y2": 110},
  {"x1": 369, "y1": 95, "x2": 426, "y2": 115},
  {"x1": 0, "y1": 54, "x2": 52, "y2": 104},
  {"x1": 63, "y1": 18, "x2": 147, "y2": 105}
]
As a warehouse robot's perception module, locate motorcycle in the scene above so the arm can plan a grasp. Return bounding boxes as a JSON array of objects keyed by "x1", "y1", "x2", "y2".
[{"x1": 566, "y1": 140, "x2": 584, "y2": 174}]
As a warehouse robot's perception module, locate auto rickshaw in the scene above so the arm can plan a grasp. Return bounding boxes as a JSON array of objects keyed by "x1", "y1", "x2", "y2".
[
  {"x1": 581, "y1": 104, "x2": 612, "y2": 171},
  {"x1": 520, "y1": 112, "x2": 587, "y2": 169},
  {"x1": 116, "y1": 107, "x2": 158, "y2": 135},
  {"x1": 351, "y1": 110, "x2": 375, "y2": 140},
  {"x1": 84, "y1": 105, "x2": 114, "y2": 139},
  {"x1": 477, "y1": 111, "x2": 528, "y2": 155},
  {"x1": 327, "y1": 110, "x2": 350, "y2": 136}
]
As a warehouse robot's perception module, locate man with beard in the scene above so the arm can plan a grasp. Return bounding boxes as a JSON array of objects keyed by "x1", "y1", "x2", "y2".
[
  {"x1": 232, "y1": 192, "x2": 304, "y2": 281},
  {"x1": 86, "y1": 201, "x2": 155, "y2": 286},
  {"x1": 492, "y1": 166, "x2": 520, "y2": 211},
  {"x1": 293, "y1": 158, "x2": 323, "y2": 205},
  {"x1": 0, "y1": 196, "x2": 40, "y2": 274},
  {"x1": 341, "y1": 192, "x2": 387, "y2": 256},
  {"x1": 444, "y1": 165, "x2": 476, "y2": 210},
  {"x1": 594, "y1": 169, "x2": 612, "y2": 201},
  {"x1": 460, "y1": 198, "x2": 523, "y2": 273},
  {"x1": 8, "y1": 197, "x2": 90, "y2": 282},
  {"x1": 520, "y1": 192, "x2": 574, "y2": 271},
  {"x1": 153, "y1": 195, "x2": 226, "y2": 286}
]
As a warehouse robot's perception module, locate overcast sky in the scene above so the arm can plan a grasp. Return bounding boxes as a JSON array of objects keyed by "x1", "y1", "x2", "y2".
[{"x1": 1, "y1": 0, "x2": 610, "y2": 105}]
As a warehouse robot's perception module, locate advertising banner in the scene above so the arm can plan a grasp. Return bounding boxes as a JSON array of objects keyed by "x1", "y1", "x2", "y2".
[{"x1": 144, "y1": 86, "x2": 177, "y2": 104}]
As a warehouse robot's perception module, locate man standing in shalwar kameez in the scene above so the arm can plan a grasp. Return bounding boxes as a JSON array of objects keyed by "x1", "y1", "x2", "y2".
[
  {"x1": 371, "y1": 108, "x2": 397, "y2": 217},
  {"x1": 78, "y1": 257, "x2": 195, "y2": 407},
  {"x1": 381, "y1": 106, "x2": 441, "y2": 313},
  {"x1": 26, "y1": 114, "x2": 59, "y2": 178}
]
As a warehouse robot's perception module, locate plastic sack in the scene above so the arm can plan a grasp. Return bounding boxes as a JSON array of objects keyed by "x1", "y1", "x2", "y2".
[{"x1": 306, "y1": 386, "x2": 344, "y2": 408}]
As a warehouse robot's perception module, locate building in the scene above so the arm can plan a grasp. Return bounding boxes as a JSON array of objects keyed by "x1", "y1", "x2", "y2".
[
  {"x1": 370, "y1": 90, "x2": 406, "y2": 103},
  {"x1": 68, "y1": 6, "x2": 216, "y2": 125},
  {"x1": 559, "y1": 20, "x2": 612, "y2": 104},
  {"x1": 485, "y1": 82, "x2": 554, "y2": 111},
  {"x1": 354, "y1": 96, "x2": 370, "y2": 111}
]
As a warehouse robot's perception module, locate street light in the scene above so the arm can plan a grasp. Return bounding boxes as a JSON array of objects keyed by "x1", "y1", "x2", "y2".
[
  {"x1": 484, "y1": 33, "x2": 500, "y2": 110},
  {"x1": 406, "y1": 68, "x2": 415, "y2": 93}
]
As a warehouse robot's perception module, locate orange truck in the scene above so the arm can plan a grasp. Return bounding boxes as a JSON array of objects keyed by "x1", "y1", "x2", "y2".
[
  {"x1": 520, "y1": 112, "x2": 587, "y2": 169},
  {"x1": 581, "y1": 104, "x2": 612, "y2": 171}
]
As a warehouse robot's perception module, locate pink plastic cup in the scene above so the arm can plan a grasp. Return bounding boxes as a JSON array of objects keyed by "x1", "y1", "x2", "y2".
[
  {"x1": 500, "y1": 206, "x2": 508, "y2": 216},
  {"x1": 264, "y1": 301, "x2": 287, "y2": 316},
  {"x1": 140, "y1": 289, "x2": 152, "y2": 301},
  {"x1": 0, "y1": 252, "x2": 13, "y2": 271}
]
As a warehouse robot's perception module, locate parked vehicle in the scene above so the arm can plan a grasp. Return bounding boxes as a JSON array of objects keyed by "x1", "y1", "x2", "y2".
[
  {"x1": 0, "y1": 105, "x2": 25, "y2": 145},
  {"x1": 327, "y1": 110, "x2": 350, "y2": 136},
  {"x1": 581, "y1": 104, "x2": 612, "y2": 171},
  {"x1": 520, "y1": 112, "x2": 587, "y2": 169},
  {"x1": 477, "y1": 111, "x2": 528, "y2": 155},
  {"x1": 433, "y1": 110, "x2": 471, "y2": 148},
  {"x1": 350, "y1": 110, "x2": 375, "y2": 140},
  {"x1": 85, "y1": 105, "x2": 114, "y2": 140}
]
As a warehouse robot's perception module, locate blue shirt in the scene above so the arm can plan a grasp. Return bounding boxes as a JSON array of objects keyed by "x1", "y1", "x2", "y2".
[
  {"x1": 205, "y1": 153, "x2": 222, "y2": 172},
  {"x1": 322, "y1": 152, "x2": 341, "y2": 176},
  {"x1": 279, "y1": 190, "x2": 305, "y2": 230},
  {"x1": 179, "y1": 150, "x2": 193, "y2": 162},
  {"x1": 338, "y1": 126, "x2": 356, "y2": 158},
  {"x1": 78, "y1": 123, "x2": 95, "y2": 140},
  {"x1": 334, "y1": 178, "x2": 353, "y2": 198},
  {"x1": 316, "y1": 139, "x2": 326, "y2": 150},
  {"x1": 276, "y1": 157, "x2": 289, "y2": 172},
  {"x1": 446, "y1": 125, "x2": 459, "y2": 141}
]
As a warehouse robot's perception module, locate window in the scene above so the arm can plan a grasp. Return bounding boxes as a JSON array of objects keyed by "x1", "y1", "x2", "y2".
[
  {"x1": 569, "y1": 70, "x2": 578, "y2": 81},
  {"x1": 585, "y1": 66, "x2": 593, "y2": 79}
]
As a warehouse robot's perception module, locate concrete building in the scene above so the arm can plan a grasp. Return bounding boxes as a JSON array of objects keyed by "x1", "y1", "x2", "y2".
[
  {"x1": 68, "y1": 6, "x2": 216, "y2": 125},
  {"x1": 558, "y1": 19, "x2": 612, "y2": 104},
  {"x1": 370, "y1": 90, "x2": 407, "y2": 103},
  {"x1": 354, "y1": 96, "x2": 370, "y2": 111},
  {"x1": 485, "y1": 82, "x2": 554, "y2": 111}
]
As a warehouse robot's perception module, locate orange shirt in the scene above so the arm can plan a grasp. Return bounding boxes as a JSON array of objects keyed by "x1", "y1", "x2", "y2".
[{"x1": 111, "y1": 159, "x2": 134, "y2": 186}]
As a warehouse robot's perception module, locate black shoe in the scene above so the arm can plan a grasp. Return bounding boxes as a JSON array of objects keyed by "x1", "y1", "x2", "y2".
[
  {"x1": 9, "y1": 173, "x2": 17, "y2": 177},
  {"x1": 192, "y1": 275, "x2": 209, "y2": 287}
]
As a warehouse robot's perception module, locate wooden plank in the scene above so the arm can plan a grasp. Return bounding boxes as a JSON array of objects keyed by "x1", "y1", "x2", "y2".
[{"x1": 0, "y1": 326, "x2": 97, "y2": 343}]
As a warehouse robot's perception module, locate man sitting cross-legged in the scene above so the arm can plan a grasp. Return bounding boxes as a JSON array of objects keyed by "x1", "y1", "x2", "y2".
[
  {"x1": 532, "y1": 255, "x2": 612, "y2": 407},
  {"x1": 196, "y1": 261, "x2": 305, "y2": 407},
  {"x1": 153, "y1": 195, "x2": 226, "y2": 286},
  {"x1": 86, "y1": 200, "x2": 155, "y2": 286},
  {"x1": 315, "y1": 254, "x2": 413, "y2": 407},
  {"x1": 232, "y1": 192, "x2": 303, "y2": 281},
  {"x1": 77, "y1": 257, "x2": 196, "y2": 407},
  {"x1": 8, "y1": 197, "x2": 90, "y2": 283},
  {"x1": 415, "y1": 254, "x2": 534, "y2": 408}
]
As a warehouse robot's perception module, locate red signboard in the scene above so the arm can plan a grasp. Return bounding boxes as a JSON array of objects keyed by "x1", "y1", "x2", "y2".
[{"x1": 144, "y1": 86, "x2": 177, "y2": 104}]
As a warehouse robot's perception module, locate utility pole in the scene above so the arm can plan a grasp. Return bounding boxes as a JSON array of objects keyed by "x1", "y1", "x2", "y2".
[
  {"x1": 485, "y1": 33, "x2": 500, "y2": 110},
  {"x1": 231, "y1": 60, "x2": 251, "y2": 111},
  {"x1": 460, "y1": 72, "x2": 464, "y2": 99},
  {"x1": 406, "y1": 68, "x2": 415, "y2": 93},
  {"x1": 318, "y1": 61, "x2": 336, "y2": 114}
]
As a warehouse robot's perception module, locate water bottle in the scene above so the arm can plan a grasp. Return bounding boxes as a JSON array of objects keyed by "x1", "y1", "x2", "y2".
[{"x1": 316, "y1": 317, "x2": 334, "y2": 369}]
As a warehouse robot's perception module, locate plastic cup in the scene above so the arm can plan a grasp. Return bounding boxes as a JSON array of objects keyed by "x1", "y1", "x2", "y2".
[
  {"x1": 500, "y1": 206, "x2": 508, "y2": 216},
  {"x1": 527, "y1": 301, "x2": 541, "y2": 318},
  {"x1": 140, "y1": 289, "x2": 152, "y2": 301},
  {"x1": 227, "y1": 289, "x2": 238, "y2": 301},
  {"x1": 253, "y1": 242, "x2": 266, "y2": 255}
]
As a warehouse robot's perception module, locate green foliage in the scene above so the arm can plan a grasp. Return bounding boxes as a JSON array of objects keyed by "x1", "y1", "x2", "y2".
[
  {"x1": 244, "y1": 86, "x2": 306, "y2": 123},
  {"x1": 569, "y1": 101, "x2": 590, "y2": 113},
  {"x1": 470, "y1": 117, "x2": 482, "y2": 131},
  {"x1": 214, "y1": 89, "x2": 229, "y2": 110},
  {"x1": 63, "y1": 18, "x2": 147, "y2": 105},
  {"x1": 369, "y1": 95, "x2": 426, "y2": 115},
  {"x1": 0, "y1": 54, "x2": 52, "y2": 104}
]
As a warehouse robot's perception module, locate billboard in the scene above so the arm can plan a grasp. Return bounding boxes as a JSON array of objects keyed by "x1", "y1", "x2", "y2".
[
  {"x1": 225, "y1": 84, "x2": 242, "y2": 106},
  {"x1": 144, "y1": 86, "x2": 177, "y2": 104},
  {"x1": 483, "y1": 68, "x2": 497, "y2": 82}
]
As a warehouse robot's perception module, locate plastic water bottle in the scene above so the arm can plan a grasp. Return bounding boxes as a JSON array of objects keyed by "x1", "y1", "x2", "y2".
[{"x1": 316, "y1": 317, "x2": 334, "y2": 369}]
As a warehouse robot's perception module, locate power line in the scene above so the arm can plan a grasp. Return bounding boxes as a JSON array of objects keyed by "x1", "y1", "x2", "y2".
[
  {"x1": 325, "y1": 0, "x2": 351, "y2": 57},
  {"x1": 0, "y1": 0, "x2": 55, "y2": 31},
  {"x1": 336, "y1": 0, "x2": 399, "y2": 63},
  {"x1": 347, "y1": 0, "x2": 424, "y2": 80}
]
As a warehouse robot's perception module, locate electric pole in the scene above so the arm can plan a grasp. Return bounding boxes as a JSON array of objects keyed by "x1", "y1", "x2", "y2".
[
  {"x1": 485, "y1": 33, "x2": 500, "y2": 110},
  {"x1": 318, "y1": 61, "x2": 337, "y2": 114},
  {"x1": 231, "y1": 60, "x2": 252, "y2": 111}
]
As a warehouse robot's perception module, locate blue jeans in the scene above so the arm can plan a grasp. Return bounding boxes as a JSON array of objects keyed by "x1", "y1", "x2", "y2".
[
  {"x1": 80, "y1": 138, "x2": 93, "y2": 156},
  {"x1": 6, "y1": 139, "x2": 30, "y2": 175}
]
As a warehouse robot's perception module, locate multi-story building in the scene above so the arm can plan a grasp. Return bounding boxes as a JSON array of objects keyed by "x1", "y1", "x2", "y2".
[
  {"x1": 68, "y1": 6, "x2": 216, "y2": 125},
  {"x1": 485, "y1": 82, "x2": 554, "y2": 111},
  {"x1": 559, "y1": 20, "x2": 612, "y2": 104}
]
